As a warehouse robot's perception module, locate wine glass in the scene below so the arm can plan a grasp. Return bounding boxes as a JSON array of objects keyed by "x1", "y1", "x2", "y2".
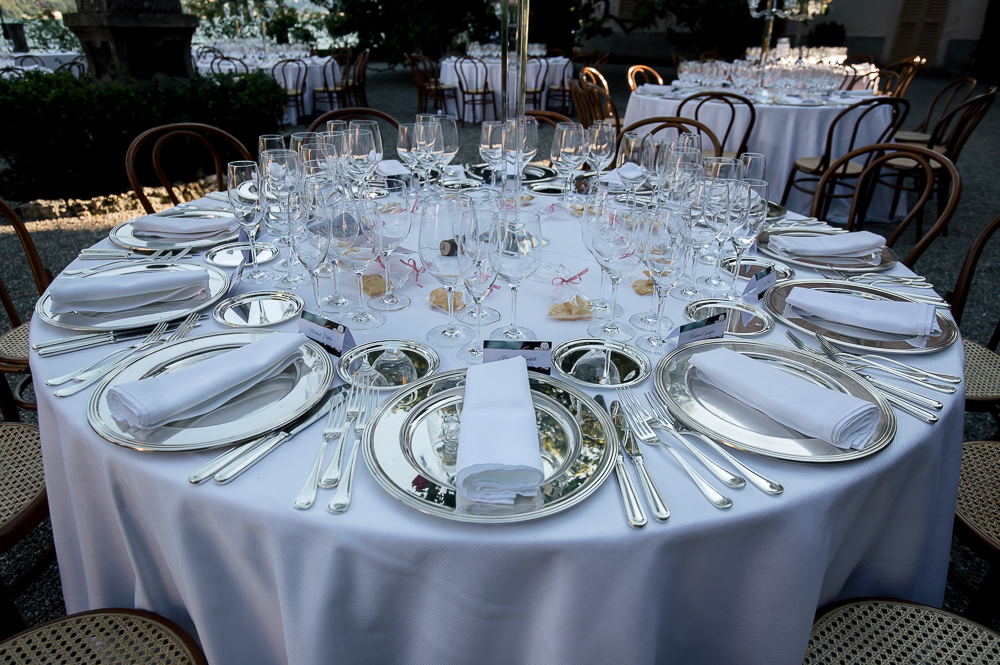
[
  {"x1": 349, "y1": 119, "x2": 383, "y2": 166},
  {"x1": 419, "y1": 195, "x2": 474, "y2": 347},
  {"x1": 457, "y1": 209, "x2": 503, "y2": 364},
  {"x1": 258, "y1": 134, "x2": 285, "y2": 157},
  {"x1": 718, "y1": 179, "x2": 768, "y2": 301},
  {"x1": 345, "y1": 127, "x2": 378, "y2": 196},
  {"x1": 396, "y1": 123, "x2": 419, "y2": 180},
  {"x1": 616, "y1": 132, "x2": 653, "y2": 204},
  {"x1": 227, "y1": 160, "x2": 269, "y2": 284},
  {"x1": 697, "y1": 178, "x2": 741, "y2": 292},
  {"x1": 636, "y1": 204, "x2": 691, "y2": 353},
  {"x1": 491, "y1": 211, "x2": 543, "y2": 341},
  {"x1": 586, "y1": 198, "x2": 648, "y2": 342},
  {"x1": 550, "y1": 122, "x2": 586, "y2": 204},
  {"x1": 290, "y1": 131, "x2": 320, "y2": 155},
  {"x1": 334, "y1": 198, "x2": 384, "y2": 330},
  {"x1": 362, "y1": 178, "x2": 411, "y2": 311},
  {"x1": 372, "y1": 346, "x2": 418, "y2": 385},
  {"x1": 740, "y1": 152, "x2": 766, "y2": 181},
  {"x1": 326, "y1": 119, "x2": 348, "y2": 134},
  {"x1": 479, "y1": 121, "x2": 505, "y2": 190},
  {"x1": 433, "y1": 115, "x2": 459, "y2": 169},
  {"x1": 290, "y1": 179, "x2": 332, "y2": 310},
  {"x1": 585, "y1": 120, "x2": 616, "y2": 173},
  {"x1": 414, "y1": 121, "x2": 443, "y2": 189},
  {"x1": 581, "y1": 181, "x2": 622, "y2": 320},
  {"x1": 262, "y1": 148, "x2": 307, "y2": 288},
  {"x1": 672, "y1": 178, "x2": 727, "y2": 301},
  {"x1": 702, "y1": 157, "x2": 743, "y2": 180}
]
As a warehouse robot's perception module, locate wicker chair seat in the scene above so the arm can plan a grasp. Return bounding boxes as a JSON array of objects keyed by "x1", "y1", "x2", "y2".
[
  {"x1": 0, "y1": 423, "x2": 44, "y2": 527},
  {"x1": 895, "y1": 130, "x2": 932, "y2": 143},
  {"x1": 885, "y1": 149, "x2": 948, "y2": 171},
  {"x1": 463, "y1": 87, "x2": 493, "y2": 94},
  {"x1": 957, "y1": 440, "x2": 1000, "y2": 551},
  {"x1": 549, "y1": 83, "x2": 570, "y2": 91},
  {"x1": 0, "y1": 323, "x2": 30, "y2": 367},
  {"x1": 702, "y1": 148, "x2": 738, "y2": 160},
  {"x1": 793, "y1": 156, "x2": 865, "y2": 175},
  {"x1": 426, "y1": 81, "x2": 456, "y2": 90},
  {"x1": 965, "y1": 338, "x2": 1000, "y2": 400}
]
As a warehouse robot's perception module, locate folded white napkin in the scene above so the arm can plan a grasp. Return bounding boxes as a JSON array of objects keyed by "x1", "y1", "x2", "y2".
[
  {"x1": 49, "y1": 269, "x2": 210, "y2": 314},
  {"x1": 376, "y1": 159, "x2": 410, "y2": 177},
  {"x1": 786, "y1": 287, "x2": 941, "y2": 337},
  {"x1": 107, "y1": 332, "x2": 307, "y2": 429},
  {"x1": 133, "y1": 214, "x2": 239, "y2": 241},
  {"x1": 598, "y1": 168, "x2": 636, "y2": 190},
  {"x1": 768, "y1": 231, "x2": 885, "y2": 262},
  {"x1": 456, "y1": 356, "x2": 544, "y2": 504},
  {"x1": 689, "y1": 348, "x2": 880, "y2": 450}
]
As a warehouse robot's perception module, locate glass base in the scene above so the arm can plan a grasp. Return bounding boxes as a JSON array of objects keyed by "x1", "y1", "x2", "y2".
[
  {"x1": 369, "y1": 293, "x2": 411, "y2": 311},
  {"x1": 586, "y1": 320, "x2": 634, "y2": 342},
  {"x1": 243, "y1": 268, "x2": 270, "y2": 284},
  {"x1": 457, "y1": 343, "x2": 485, "y2": 365},
  {"x1": 458, "y1": 306, "x2": 500, "y2": 325},
  {"x1": 490, "y1": 325, "x2": 535, "y2": 341},
  {"x1": 346, "y1": 308, "x2": 385, "y2": 330},
  {"x1": 273, "y1": 271, "x2": 308, "y2": 288},
  {"x1": 629, "y1": 311, "x2": 659, "y2": 332},
  {"x1": 635, "y1": 327, "x2": 674, "y2": 354},
  {"x1": 714, "y1": 288, "x2": 744, "y2": 302},
  {"x1": 321, "y1": 293, "x2": 355, "y2": 312},
  {"x1": 696, "y1": 274, "x2": 729, "y2": 290},
  {"x1": 428, "y1": 322, "x2": 474, "y2": 348}
]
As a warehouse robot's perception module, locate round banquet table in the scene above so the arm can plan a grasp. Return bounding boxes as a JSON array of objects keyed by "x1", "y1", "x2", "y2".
[
  {"x1": 30, "y1": 196, "x2": 964, "y2": 665},
  {"x1": 438, "y1": 56, "x2": 570, "y2": 122},
  {"x1": 623, "y1": 90, "x2": 900, "y2": 222},
  {"x1": 19, "y1": 51, "x2": 82, "y2": 70}
]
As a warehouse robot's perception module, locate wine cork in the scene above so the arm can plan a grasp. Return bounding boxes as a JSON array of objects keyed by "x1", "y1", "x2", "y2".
[{"x1": 440, "y1": 239, "x2": 458, "y2": 256}]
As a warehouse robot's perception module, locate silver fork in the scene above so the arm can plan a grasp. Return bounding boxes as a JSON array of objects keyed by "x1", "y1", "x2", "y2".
[
  {"x1": 617, "y1": 387, "x2": 745, "y2": 489},
  {"x1": 645, "y1": 393, "x2": 784, "y2": 496},
  {"x1": 62, "y1": 249, "x2": 168, "y2": 275},
  {"x1": 63, "y1": 247, "x2": 192, "y2": 278},
  {"x1": 74, "y1": 312, "x2": 201, "y2": 383},
  {"x1": 45, "y1": 321, "x2": 169, "y2": 386},
  {"x1": 814, "y1": 334, "x2": 954, "y2": 396},
  {"x1": 614, "y1": 389, "x2": 733, "y2": 509},
  {"x1": 328, "y1": 382, "x2": 376, "y2": 513},
  {"x1": 816, "y1": 334, "x2": 961, "y2": 385},
  {"x1": 293, "y1": 384, "x2": 358, "y2": 509},
  {"x1": 317, "y1": 382, "x2": 365, "y2": 488}
]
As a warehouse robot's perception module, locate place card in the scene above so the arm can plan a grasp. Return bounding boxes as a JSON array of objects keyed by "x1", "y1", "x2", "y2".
[
  {"x1": 743, "y1": 264, "x2": 777, "y2": 301},
  {"x1": 482, "y1": 340, "x2": 552, "y2": 375},
  {"x1": 670, "y1": 312, "x2": 727, "y2": 347},
  {"x1": 298, "y1": 311, "x2": 356, "y2": 357}
]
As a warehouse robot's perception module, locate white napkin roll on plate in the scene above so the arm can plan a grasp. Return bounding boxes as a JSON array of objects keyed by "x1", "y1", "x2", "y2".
[
  {"x1": 133, "y1": 214, "x2": 239, "y2": 241},
  {"x1": 107, "y1": 332, "x2": 307, "y2": 430},
  {"x1": 786, "y1": 287, "x2": 941, "y2": 337},
  {"x1": 455, "y1": 356, "x2": 545, "y2": 504},
  {"x1": 49, "y1": 269, "x2": 211, "y2": 314},
  {"x1": 768, "y1": 230, "x2": 885, "y2": 259},
  {"x1": 375, "y1": 159, "x2": 411, "y2": 177},
  {"x1": 689, "y1": 347, "x2": 881, "y2": 450},
  {"x1": 598, "y1": 168, "x2": 633, "y2": 190}
]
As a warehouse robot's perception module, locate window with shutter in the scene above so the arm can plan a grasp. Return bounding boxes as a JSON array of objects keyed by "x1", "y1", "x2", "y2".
[{"x1": 890, "y1": 0, "x2": 949, "y2": 63}]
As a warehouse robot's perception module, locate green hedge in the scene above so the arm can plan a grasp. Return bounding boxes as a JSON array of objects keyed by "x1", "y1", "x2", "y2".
[{"x1": 0, "y1": 70, "x2": 286, "y2": 200}]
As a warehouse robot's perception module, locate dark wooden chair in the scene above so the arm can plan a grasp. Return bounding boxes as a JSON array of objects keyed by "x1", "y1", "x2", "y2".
[
  {"x1": 272, "y1": 58, "x2": 308, "y2": 121},
  {"x1": 125, "y1": 123, "x2": 252, "y2": 214},
  {"x1": 349, "y1": 48, "x2": 371, "y2": 107},
  {"x1": 842, "y1": 54, "x2": 875, "y2": 67},
  {"x1": 405, "y1": 53, "x2": 458, "y2": 115},
  {"x1": 881, "y1": 55, "x2": 923, "y2": 98},
  {"x1": 576, "y1": 81, "x2": 621, "y2": 133},
  {"x1": 13, "y1": 55, "x2": 43, "y2": 68},
  {"x1": 627, "y1": 64, "x2": 663, "y2": 91},
  {"x1": 546, "y1": 48, "x2": 566, "y2": 58},
  {"x1": 209, "y1": 55, "x2": 249, "y2": 75},
  {"x1": 195, "y1": 45, "x2": 223, "y2": 61},
  {"x1": 895, "y1": 76, "x2": 978, "y2": 144},
  {"x1": 951, "y1": 438, "x2": 1000, "y2": 626},
  {"x1": 580, "y1": 66, "x2": 609, "y2": 94},
  {"x1": 307, "y1": 107, "x2": 400, "y2": 133},
  {"x1": 677, "y1": 91, "x2": 756, "y2": 159},
  {"x1": 0, "y1": 67, "x2": 25, "y2": 79},
  {"x1": 546, "y1": 58, "x2": 575, "y2": 115},
  {"x1": 454, "y1": 55, "x2": 497, "y2": 126},
  {"x1": 525, "y1": 55, "x2": 549, "y2": 111},
  {"x1": 808, "y1": 143, "x2": 961, "y2": 267},
  {"x1": 55, "y1": 59, "x2": 85, "y2": 77},
  {"x1": 312, "y1": 54, "x2": 346, "y2": 113},
  {"x1": 615, "y1": 116, "x2": 722, "y2": 163},
  {"x1": 526, "y1": 109, "x2": 573, "y2": 128}
]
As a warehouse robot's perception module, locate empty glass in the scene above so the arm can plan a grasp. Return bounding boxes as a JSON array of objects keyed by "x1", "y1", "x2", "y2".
[
  {"x1": 290, "y1": 180, "x2": 332, "y2": 310},
  {"x1": 636, "y1": 204, "x2": 690, "y2": 353},
  {"x1": 457, "y1": 209, "x2": 504, "y2": 364},
  {"x1": 718, "y1": 179, "x2": 769, "y2": 301},
  {"x1": 262, "y1": 148, "x2": 307, "y2": 288},
  {"x1": 333, "y1": 198, "x2": 384, "y2": 330},
  {"x1": 586, "y1": 199, "x2": 648, "y2": 341},
  {"x1": 419, "y1": 195, "x2": 474, "y2": 347},
  {"x1": 414, "y1": 121, "x2": 443, "y2": 189},
  {"x1": 362, "y1": 178, "x2": 411, "y2": 311},
  {"x1": 672, "y1": 178, "x2": 728, "y2": 301},
  {"x1": 227, "y1": 160, "x2": 269, "y2": 284},
  {"x1": 326, "y1": 119, "x2": 348, "y2": 134},
  {"x1": 551, "y1": 122, "x2": 586, "y2": 204},
  {"x1": 616, "y1": 132, "x2": 653, "y2": 204},
  {"x1": 289, "y1": 131, "x2": 320, "y2": 155},
  {"x1": 491, "y1": 211, "x2": 543, "y2": 341},
  {"x1": 585, "y1": 120, "x2": 616, "y2": 173},
  {"x1": 479, "y1": 121, "x2": 505, "y2": 190},
  {"x1": 741, "y1": 152, "x2": 766, "y2": 181}
]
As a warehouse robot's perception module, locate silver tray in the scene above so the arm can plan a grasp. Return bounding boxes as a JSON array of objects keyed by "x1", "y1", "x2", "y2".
[
  {"x1": 684, "y1": 299, "x2": 775, "y2": 337},
  {"x1": 337, "y1": 339, "x2": 441, "y2": 390},
  {"x1": 551, "y1": 338, "x2": 651, "y2": 388},
  {"x1": 213, "y1": 290, "x2": 304, "y2": 327},
  {"x1": 766, "y1": 200, "x2": 787, "y2": 221},
  {"x1": 205, "y1": 242, "x2": 278, "y2": 268},
  {"x1": 109, "y1": 220, "x2": 239, "y2": 251},
  {"x1": 36, "y1": 262, "x2": 230, "y2": 332},
  {"x1": 763, "y1": 279, "x2": 960, "y2": 354},
  {"x1": 654, "y1": 339, "x2": 896, "y2": 462},
  {"x1": 88, "y1": 329, "x2": 335, "y2": 452},
  {"x1": 467, "y1": 163, "x2": 557, "y2": 183},
  {"x1": 722, "y1": 255, "x2": 795, "y2": 282},
  {"x1": 757, "y1": 227, "x2": 898, "y2": 273},
  {"x1": 364, "y1": 369, "x2": 618, "y2": 523}
]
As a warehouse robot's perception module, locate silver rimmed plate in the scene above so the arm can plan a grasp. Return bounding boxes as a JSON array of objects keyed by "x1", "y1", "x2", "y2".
[
  {"x1": 440, "y1": 178, "x2": 482, "y2": 191},
  {"x1": 337, "y1": 340, "x2": 441, "y2": 390},
  {"x1": 757, "y1": 227, "x2": 898, "y2": 273},
  {"x1": 722, "y1": 256, "x2": 795, "y2": 282},
  {"x1": 763, "y1": 279, "x2": 959, "y2": 354},
  {"x1": 551, "y1": 339, "x2": 651, "y2": 388},
  {"x1": 364, "y1": 369, "x2": 617, "y2": 523},
  {"x1": 767, "y1": 200, "x2": 787, "y2": 221},
  {"x1": 205, "y1": 242, "x2": 278, "y2": 268},
  {"x1": 467, "y1": 163, "x2": 557, "y2": 183},
  {"x1": 654, "y1": 339, "x2": 896, "y2": 462},
  {"x1": 88, "y1": 329, "x2": 335, "y2": 452},
  {"x1": 684, "y1": 299, "x2": 775, "y2": 337},
  {"x1": 109, "y1": 220, "x2": 239, "y2": 251},
  {"x1": 36, "y1": 262, "x2": 230, "y2": 332},
  {"x1": 213, "y1": 290, "x2": 304, "y2": 327}
]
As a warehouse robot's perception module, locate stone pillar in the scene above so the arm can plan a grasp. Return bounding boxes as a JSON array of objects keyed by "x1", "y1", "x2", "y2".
[{"x1": 63, "y1": 0, "x2": 199, "y2": 80}]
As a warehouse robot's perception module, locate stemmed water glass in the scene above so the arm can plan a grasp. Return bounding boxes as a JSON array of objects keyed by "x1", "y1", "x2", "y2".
[
  {"x1": 636, "y1": 204, "x2": 691, "y2": 353},
  {"x1": 741, "y1": 152, "x2": 766, "y2": 180},
  {"x1": 290, "y1": 179, "x2": 332, "y2": 310},
  {"x1": 457, "y1": 209, "x2": 504, "y2": 364},
  {"x1": 333, "y1": 197, "x2": 384, "y2": 330},
  {"x1": 586, "y1": 198, "x2": 648, "y2": 341},
  {"x1": 672, "y1": 178, "x2": 728, "y2": 301},
  {"x1": 479, "y1": 121, "x2": 505, "y2": 191},
  {"x1": 581, "y1": 181, "x2": 622, "y2": 320},
  {"x1": 262, "y1": 148, "x2": 307, "y2": 288},
  {"x1": 290, "y1": 132, "x2": 320, "y2": 155},
  {"x1": 362, "y1": 178, "x2": 411, "y2": 311},
  {"x1": 414, "y1": 121, "x2": 443, "y2": 190},
  {"x1": 227, "y1": 160, "x2": 269, "y2": 284},
  {"x1": 491, "y1": 211, "x2": 543, "y2": 341},
  {"x1": 585, "y1": 120, "x2": 615, "y2": 173},
  {"x1": 718, "y1": 179, "x2": 768, "y2": 301},
  {"x1": 349, "y1": 120, "x2": 383, "y2": 164},
  {"x1": 419, "y1": 195, "x2": 474, "y2": 347},
  {"x1": 345, "y1": 127, "x2": 379, "y2": 197},
  {"x1": 551, "y1": 122, "x2": 586, "y2": 204},
  {"x1": 697, "y1": 179, "x2": 743, "y2": 292},
  {"x1": 396, "y1": 123, "x2": 419, "y2": 180},
  {"x1": 617, "y1": 132, "x2": 653, "y2": 204},
  {"x1": 432, "y1": 115, "x2": 460, "y2": 170}
]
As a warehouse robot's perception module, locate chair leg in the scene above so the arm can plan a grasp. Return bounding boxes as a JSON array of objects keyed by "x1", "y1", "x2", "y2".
[
  {"x1": 0, "y1": 585, "x2": 26, "y2": 641},
  {"x1": 780, "y1": 166, "x2": 797, "y2": 205},
  {"x1": 937, "y1": 172, "x2": 950, "y2": 237},
  {"x1": 963, "y1": 559, "x2": 1000, "y2": 626},
  {"x1": 0, "y1": 376, "x2": 20, "y2": 423}
]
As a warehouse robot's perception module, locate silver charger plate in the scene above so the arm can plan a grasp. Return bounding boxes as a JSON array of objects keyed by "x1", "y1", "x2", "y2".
[
  {"x1": 440, "y1": 178, "x2": 483, "y2": 191},
  {"x1": 467, "y1": 163, "x2": 557, "y2": 183},
  {"x1": 213, "y1": 290, "x2": 304, "y2": 327},
  {"x1": 337, "y1": 340, "x2": 441, "y2": 390},
  {"x1": 757, "y1": 227, "x2": 898, "y2": 273},
  {"x1": 763, "y1": 279, "x2": 960, "y2": 354},
  {"x1": 684, "y1": 299, "x2": 775, "y2": 336},
  {"x1": 36, "y1": 262, "x2": 230, "y2": 332},
  {"x1": 205, "y1": 242, "x2": 278, "y2": 268},
  {"x1": 109, "y1": 220, "x2": 239, "y2": 251},
  {"x1": 654, "y1": 339, "x2": 896, "y2": 463},
  {"x1": 551, "y1": 339, "x2": 651, "y2": 388},
  {"x1": 88, "y1": 329, "x2": 335, "y2": 452},
  {"x1": 722, "y1": 255, "x2": 795, "y2": 282},
  {"x1": 364, "y1": 369, "x2": 617, "y2": 523},
  {"x1": 767, "y1": 200, "x2": 787, "y2": 221}
]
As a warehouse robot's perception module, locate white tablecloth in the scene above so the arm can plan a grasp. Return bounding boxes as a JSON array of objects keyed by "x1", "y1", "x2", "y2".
[
  {"x1": 439, "y1": 57, "x2": 570, "y2": 122},
  {"x1": 31, "y1": 201, "x2": 963, "y2": 665},
  {"x1": 623, "y1": 92, "x2": 899, "y2": 221},
  {"x1": 20, "y1": 50, "x2": 81, "y2": 70}
]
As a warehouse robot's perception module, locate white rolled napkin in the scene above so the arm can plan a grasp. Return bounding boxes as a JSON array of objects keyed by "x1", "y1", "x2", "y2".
[
  {"x1": 107, "y1": 332, "x2": 307, "y2": 429},
  {"x1": 689, "y1": 348, "x2": 880, "y2": 450},
  {"x1": 455, "y1": 356, "x2": 544, "y2": 504},
  {"x1": 133, "y1": 214, "x2": 239, "y2": 241},
  {"x1": 49, "y1": 269, "x2": 210, "y2": 314},
  {"x1": 786, "y1": 287, "x2": 941, "y2": 337},
  {"x1": 768, "y1": 231, "x2": 885, "y2": 260},
  {"x1": 375, "y1": 159, "x2": 411, "y2": 177}
]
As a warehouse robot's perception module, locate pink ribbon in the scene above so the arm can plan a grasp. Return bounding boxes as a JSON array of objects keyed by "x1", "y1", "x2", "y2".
[
  {"x1": 400, "y1": 258, "x2": 425, "y2": 287},
  {"x1": 374, "y1": 255, "x2": 385, "y2": 269},
  {"x1": 552, "y1": 268, "x2": 589, "y2": 290}
]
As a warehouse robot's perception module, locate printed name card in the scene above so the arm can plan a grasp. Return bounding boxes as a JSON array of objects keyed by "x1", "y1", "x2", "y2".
[
  {"x1": 742, "y1": 265, "x2": 777, "y2": 301},
  {"x1": 298, "y1": 311, "x2": 356, "y2": 357},
  {"x1": 482, "y1": 340, "x2": 552, "y2": 375},
  {"x1": 670, "y1": 312, "x2": 727, "y2": 347}
]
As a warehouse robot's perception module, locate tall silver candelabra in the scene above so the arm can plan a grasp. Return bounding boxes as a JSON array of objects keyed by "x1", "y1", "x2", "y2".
[{"x1": 747, "y1": 0, "x2": 798, "y2": 87}]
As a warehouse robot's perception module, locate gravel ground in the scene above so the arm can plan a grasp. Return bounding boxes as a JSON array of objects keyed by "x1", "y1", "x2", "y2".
[{"x1": 1, "y1": 63, "x2": 996, "y2": 633}]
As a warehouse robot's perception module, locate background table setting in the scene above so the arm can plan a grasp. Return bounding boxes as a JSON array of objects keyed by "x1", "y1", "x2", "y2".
[
  {"x1": 28, "y1": 120, "x2": 966, "y2": 665},
  {"x1": 438, "y1": 55, "x2": 570, "y2": 122}
]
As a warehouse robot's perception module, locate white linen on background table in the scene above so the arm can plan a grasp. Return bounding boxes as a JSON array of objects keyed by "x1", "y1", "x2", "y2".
[
  {"x1": 31, "y1": 200, "x2": 964, "y2": 665},
  {"x1": 438, "y1": 57, "x2": 569, "y2": 122}
]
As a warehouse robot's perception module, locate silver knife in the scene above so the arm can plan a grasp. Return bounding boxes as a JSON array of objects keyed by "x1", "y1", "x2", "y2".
[
  {"x1": 595, "y1": 394, "x2": 646, "y2": 528},
  {"x1": 611, "y1": 400, "x2": 669, "y2": 521}
]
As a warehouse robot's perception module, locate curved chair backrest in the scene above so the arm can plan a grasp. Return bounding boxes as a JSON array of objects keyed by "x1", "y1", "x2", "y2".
[
  {"x1": 527, "y1": 55, "x2": 549, "y2": 92},
  {"x1": 616, "y1": 116, "x2": 722, "y2": 162},
  {"x1": 319, "y1": 55, "x2": 340, "y2": 90},
  {"x1": 526, "y1": 110, "x2": 573, "y2": 128},
  {"x1": 584, "y1": 82, "x2": 620, "y2": 131},
  {"x1": 699, "y1": 51, "x2": 721, "y2": 62},
  {"x1": 0, "y1": 67, "x2": 25, "y2": 79},
  {"x1": 14, "y1": 55, "x2": 43, "y2": 68},
  {"x1": 810, "y1": 143, "x2": 961, "y2": 267},
  {"x1": 351, "y1": 48, "x2": 370, "y2": 86},
  {"x1": 568, "y1": 79, "x2": 594, "y2": 128},
  {"x1": 591, "y1": 52, "x2": 610, "y2": 72},
  {"x1": 209, "y1": 56, "x2": 249, "y2": 75},
  {"x1": 454, "y1": 56, "x2": 490, "y2": 94},
  {"x1": 883, "y1": 55, "x2": 923, "y2": 98},
  {"x1": 0, "y1": 198, "x2": 53, "y2": 303},
  {"x1": 307, "y1": 107, "x2": 401, "y2": 132},
  {"x1": 627, "y1": 65, "x2": 663, "y2": 91},
  {"x1": 330, "y1": 47, "x2": 352, "y2": 71},
  {"x1": 125, "y1": 123, "x2": 252, "y2": 214},
  {"x1": 875, "y1": 69, "x2": 903, "y2": 96},
  {"x1": 55, "y1": 59, "x2": 85, "y2": 77},
  {"x1": 196, "y1": 45, "x2": 223, "y2": 60},
  {"x1": 815, "y1": 97, "x2": 909, "y2": 173},
  {"x1": 580, "y1": 66, "x2": 609, "y2": 95},
  {"x1": 408, "y1": 53, "x2": 439, "y2": 86},
  {"x1": 547, "y1": 48, "x2": 566, "y2": 58},
  {"x1": 672, "y1": 53, "x2": 688, "y2": 70},
  {"x1": 676, "y1": 91, "x2": 756, "y2": 156},
  {"x1": 914, "y1": 77, "x2": 977, "y2": 133},
  {"x1": 947, "y1": 212, "x2": 1000, "y2": 327},
  {"x1": 271, "y1": 58, "x2": 307, "y2": 92},
  {"x1": 925, "y1": 85, "x2": 997, "y2": 165}
]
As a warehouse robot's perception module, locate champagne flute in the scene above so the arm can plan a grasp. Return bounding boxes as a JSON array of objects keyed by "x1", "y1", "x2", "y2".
[
  {"x1": 491, "y1": 211, "x2": 543, "y2": 341},
  {"x1": 636, "y1": 204, "x2": 691, "y2": 353},
  {"x1": 457, "y1": 209, "x2": 503, "y2": 364},
  {"x1": 419, "y1": 195, "x2": 474, "y2": 347},
  {"x1": 258, "y1": 137, "x2": 284, "y2": 234},
  {"x1": 718, "y1": 179, "x2": 768, "y2": 301},
  {"x1": 334, "y1": 198, "x2": 384, "y2": 330},
  {"x1": 290, "y1": 179, "x2": 332, "y2": 310},
  {"x1": 227, "y1": 160, "x2": 269, "y2": 284},
  {"x1": 586, "y1": 198, "x2": 648, "y2": 342},
  {"x1": 362, "y1": 178, "x2": 411, "y2": 311},
  {"x1": 550, "y1": 122, "x2": 586, "y2": 204}
]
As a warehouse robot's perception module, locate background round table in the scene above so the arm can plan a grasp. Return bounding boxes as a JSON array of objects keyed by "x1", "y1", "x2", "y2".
[
  {"x1": 30, "y1": 200, "x2": 964, "y2": 665},
  {"x1": 438, "y1": 56, "x2": 569, "y2": 122}
]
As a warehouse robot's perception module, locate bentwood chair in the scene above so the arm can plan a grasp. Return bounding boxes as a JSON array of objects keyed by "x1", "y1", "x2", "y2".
[
  {"x1": 579, "y1": 82, "x2": 621, "y2": 133},
  {"x1": 312, "y1": 54, "x2": 345, "y2": 113},
  {"x1": 627, "y1": 65, "x2": 663, "y2": 91},
  {"x1": 808, "y1": 143, "x2": 961, "y2": 268},
  {"x1": 895, "y1": 77, "x2": 977, "y2": 144},
  {"x1": 526, "y1": 109, "x2": 572, "y2": 129},
  {"x1": 0, "y1": 67, "x2": 25, "y2": 79},
  {"x1": 195, "y1": 45, "x2": 223, "y2": 61},
  {"x1": 615, "y1": 116, "x2": 722, "y2": 163},
  {"x1": 348, "y1": 48, "x2": 371, "y2": 107},
  {"x1": 208, "y1": 55, "x2": 249, "y2": 75},
  {"x1": 951, "y1": 438, "x2": 1000, "y2": 625},
  {"x1": 546, "y1": 58, "x2": 575, "y2": 115},
  {"x1": 13, "y1": 55, "x2": 43, "y2": 68},
  {"x1": 881, "y1": 55, "x2": 924, "y2": 98},
  {"x1": 55, "y1": 59, "x2": 85, "y2": 77},
  {"x1": 802, "y1": 598, "x2": 1000, "y2": 663},
  {"x1": 307, "y1": 107, "x2": 400, "y2": 133},
  {"x1": 272, "y1": 58, "x2": 308, "y2": 121},
  {"x1": 125, "y1": 123, "x2": 252, "y2": 214},
  {"x1": 580, "y1": 66, "x2": 609, "y2": 95},
  {"x1": 842, "y1": 54, "x2": 875, "y2": 67},
  {"x1": 454, "y1": 56, "x2": 498, "y2": 126},
  {"x1": 525, "y1": 56, "x2": 549, "y2": 110},
  {"x1": 0, "y1": 608, "x2": 210, "y2": 662},
  {"x1": 405, "y1": 53, "x2": 457, "y2": 114},
  {"x1": 677, "y1": 91, "x2": 756, "y2": 159}
]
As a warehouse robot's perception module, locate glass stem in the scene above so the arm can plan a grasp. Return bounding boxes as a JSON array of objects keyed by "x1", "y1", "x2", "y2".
[
  {"x1": 355, "y1": 271, "x2": 365, "y2": 312},
  {"x1": 509, "y1": 284, "x2": 519, "y2": 331},
  {"x1": 311, "y1": 273, "x2": 321, "y2": 309},
  {"x1": 330, "y1": 259, "x2": 340, "y2": 296},
  {"x1": 473, "y1": 297, "x2": 484, "y2": 354},
  {"x1": 654, "y1": 284, "x2": 669, "y2": 341},
  {"x1": 730, "y1": 247, "x2": 746, "y2": 295},
  {"x1": 382, "y1": 251, "x2": 393, "y2": 299},
  {"x1": 248, "y1": 210, "x2": 260, "y2": 271},
  {"x1": 599, "y1": 270, "x2": 608, "y2": 301},
  {"x1": 710, "y1": 238, "x2": 726, "y2": 283},
  {"x1": 606, "y1": 276, "x2": 622, "y2": 331},
  {"x1": 446, "y1": 287, "x2": 457, "y2": 331}
]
